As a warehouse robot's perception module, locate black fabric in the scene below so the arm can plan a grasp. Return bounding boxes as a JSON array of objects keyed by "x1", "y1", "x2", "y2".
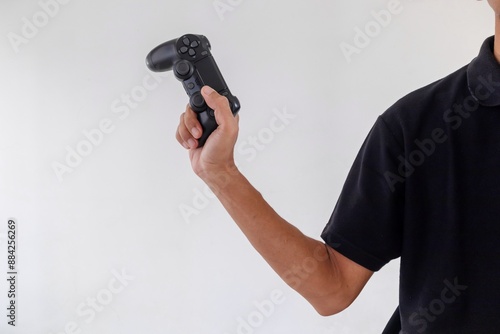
[
  {"x1": 321, "y1": 36, "x2": 500, "y2": 333},
  {"x1": 382, "y1": 307, "x2": 401, "y2": 334}
]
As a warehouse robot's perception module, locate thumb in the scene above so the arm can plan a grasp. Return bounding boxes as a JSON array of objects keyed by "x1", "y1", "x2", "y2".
[{"x1": 201, "y1": 86, "x2": 235, "y2": 128}]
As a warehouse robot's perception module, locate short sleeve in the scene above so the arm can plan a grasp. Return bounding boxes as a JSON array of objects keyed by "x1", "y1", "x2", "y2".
[{"x1": 321, "y1": 116, "x2": 404, "y2": 272}]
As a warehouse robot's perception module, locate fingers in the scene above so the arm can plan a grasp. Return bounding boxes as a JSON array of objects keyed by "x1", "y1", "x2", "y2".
[
  {"x1": 201, "y1": 86, "x2": 237, "y2": 131},
  {"x1": 176, "y1": 86, "x2": 237, "y2": 150},
  {"x1": 176, "y1": 104, "x2": 202, "y2": 149}
]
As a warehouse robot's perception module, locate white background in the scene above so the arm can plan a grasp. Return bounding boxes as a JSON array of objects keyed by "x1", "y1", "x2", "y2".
[{"x1": 0, "y1": 0, "x2": 493, "y2": 333}]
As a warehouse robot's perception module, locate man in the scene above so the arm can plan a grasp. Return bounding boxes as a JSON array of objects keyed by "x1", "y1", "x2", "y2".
[{"x1": 175, "y1": 1, "x2": 500, "y2": 332}]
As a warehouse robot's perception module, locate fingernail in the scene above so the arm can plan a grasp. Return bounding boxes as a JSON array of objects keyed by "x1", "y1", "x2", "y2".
[
  {"x1": 182, "y1": 142, "x2": 190, "y2": 149},
  {"x1": 192, "y1": 127, "x2": 201, "y2": 138},
  {"x1": 202, "y1": 86, "x2": 215, "y2": 95},
  {"x1": 188, "y1": 139, "x2": 197, "y2": 149}
]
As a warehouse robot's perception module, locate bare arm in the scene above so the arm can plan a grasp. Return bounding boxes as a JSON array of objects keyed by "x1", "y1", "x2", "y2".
[{"x1": 176, "y1": 86, "x2": 373, "y2": 315}]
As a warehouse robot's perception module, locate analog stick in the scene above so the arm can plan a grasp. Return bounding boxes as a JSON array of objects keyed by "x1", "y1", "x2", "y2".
[{"x1": 190, "y1": 92, "x2": 207, "y2": 113}]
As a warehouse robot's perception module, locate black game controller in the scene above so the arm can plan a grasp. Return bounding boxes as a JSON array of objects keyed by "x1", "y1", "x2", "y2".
[{"x1": 146, "y1": 34, "x2": 240, "y2": 147}]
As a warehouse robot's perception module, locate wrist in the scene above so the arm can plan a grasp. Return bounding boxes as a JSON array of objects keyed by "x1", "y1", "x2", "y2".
[{"x1": 198, "y1": 163, "x2": 242, "y2": 195}]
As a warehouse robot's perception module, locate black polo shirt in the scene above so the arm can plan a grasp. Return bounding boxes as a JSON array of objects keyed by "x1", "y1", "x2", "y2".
[{"x1": 321, "y1": 36, "x2": 500, "y2": 333}]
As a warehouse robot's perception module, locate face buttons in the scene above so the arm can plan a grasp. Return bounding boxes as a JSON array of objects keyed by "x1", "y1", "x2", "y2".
[{"x1": 178, "y1": 36, "x2": 201, "y2": 59}]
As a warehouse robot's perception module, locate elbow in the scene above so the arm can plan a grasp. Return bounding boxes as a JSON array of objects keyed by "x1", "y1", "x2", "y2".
[
  {"x1": 314, "y1": 304, "x2": 347, "y2": 317},
  {"x1": 309, "y1": 295, "x2": 353, "y2": 317},
  {"x1": 316, "y1": 307, "x2": 340, "y2": 317}
]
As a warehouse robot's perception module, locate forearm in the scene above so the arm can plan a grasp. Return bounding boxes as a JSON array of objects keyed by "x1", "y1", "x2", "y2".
[
  {"x1": 201, "y1": 166, "x2": 345, "y2": 312},
  {"x1": 177, "y1": 87, "x2": 369, "y2": 315}
]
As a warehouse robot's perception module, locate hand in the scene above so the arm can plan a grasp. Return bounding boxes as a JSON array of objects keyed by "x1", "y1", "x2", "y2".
[{"x1": 175, "y1": 86, "x2": 239, "y2": 179}]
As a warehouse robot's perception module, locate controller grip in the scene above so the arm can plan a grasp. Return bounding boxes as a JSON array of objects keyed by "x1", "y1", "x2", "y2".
[
  {"x1": 146, "y1": 40, "x2": 178, "y2": 72},
  {"x1": 197, "y1": 110, "x2": 218, "y2": 147}
]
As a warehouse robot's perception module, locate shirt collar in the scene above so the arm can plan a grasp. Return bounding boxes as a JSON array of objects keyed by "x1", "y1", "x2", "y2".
[{"x1": 467, "y1": 36, "x2": 500, "y2": 107}]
